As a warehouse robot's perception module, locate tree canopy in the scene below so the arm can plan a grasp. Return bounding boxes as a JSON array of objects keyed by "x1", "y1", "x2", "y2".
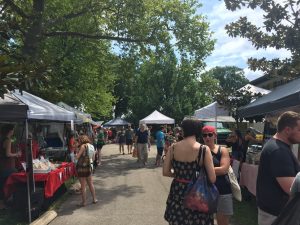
[
  {"x1": 224, "y1": 0, "x2": 300, "y2": 78},
  {"x1": 1, "y1": 0, "x2": 215, "y2": 118},
  {"x1": 201, "y1": 66, "x2": 248, "y2": 93},
  {"x1": 201, "y1": 66, "x2": 250, "y2": 120},
  {"x1": 125, "y1": 48, "x2": 218, "y2": 124}
]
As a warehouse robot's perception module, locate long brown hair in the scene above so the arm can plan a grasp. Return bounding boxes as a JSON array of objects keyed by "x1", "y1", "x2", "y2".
[{"x1": 78, "y1": 135, "x2": 90, "y2": 145}]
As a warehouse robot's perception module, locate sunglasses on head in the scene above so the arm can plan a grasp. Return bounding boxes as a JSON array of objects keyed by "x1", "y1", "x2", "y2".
[{"x1": 202, "y1": 133, "x2": 214, "y2": 138}]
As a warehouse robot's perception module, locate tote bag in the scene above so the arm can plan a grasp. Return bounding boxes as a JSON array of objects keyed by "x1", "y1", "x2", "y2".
[
  {"x1": 228, "y1": 165, "x2": 242, "y2": 201},
  {"x1": 183, "y1": 145, "x2": 219, "y2": 213}
]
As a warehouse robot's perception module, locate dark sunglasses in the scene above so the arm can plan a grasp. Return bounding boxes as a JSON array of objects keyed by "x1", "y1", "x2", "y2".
[{"x1": 202, "y1": 133, "x2": 214, "y2": 138}]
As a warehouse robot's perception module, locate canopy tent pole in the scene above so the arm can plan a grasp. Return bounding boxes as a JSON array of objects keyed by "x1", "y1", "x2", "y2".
[
  {"x1": 25, "y1": 119, "x2": 35, "y2": 223},
  {"x1": 215, "y1": 116, "x2": 218, "y2": 144}
]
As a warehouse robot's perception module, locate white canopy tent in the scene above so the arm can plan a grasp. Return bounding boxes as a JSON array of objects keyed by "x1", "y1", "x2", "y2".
[
  {"x1": 13, "y1": 90, "x2": 77, "y2": 122},
  {"x1": 140, "y1": 110, "x2": 175, "y2": 124},
  {"x1": 57, "y1": 101, "x2": 91, "y2": 123},
  {"x1": 0, "y1": 90, "x2": 77, "y2": 223},
  {"x1": 238, "y1": 84, "x2": 271, "y2": 96},
  {"x1": 194, "y1": 84, "x2": 270, "y2": 122},
  {"x1": 194, "y1": 102, "x2": 235, "y2": 122}
]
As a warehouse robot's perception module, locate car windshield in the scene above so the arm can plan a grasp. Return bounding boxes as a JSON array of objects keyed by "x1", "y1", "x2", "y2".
[{"x1": 203, "y1": 122, "x2": 224, "y2": 129}]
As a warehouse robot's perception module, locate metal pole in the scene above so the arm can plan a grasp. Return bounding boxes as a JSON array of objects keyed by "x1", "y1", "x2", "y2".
[
  {"x1": 215, "y1": 114, "x2": 218, "y2": 144},
  {"x1": 25, "y1": 120, "x2": 32, "y2": 223},
  {"x1": 25, "y1": 120, "x2": 35, "y2": 222}
]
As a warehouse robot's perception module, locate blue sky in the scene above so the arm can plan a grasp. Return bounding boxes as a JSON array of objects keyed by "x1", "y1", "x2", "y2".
[{"x1": 199, "y1": 1, "x2": 291, "y2": 81}]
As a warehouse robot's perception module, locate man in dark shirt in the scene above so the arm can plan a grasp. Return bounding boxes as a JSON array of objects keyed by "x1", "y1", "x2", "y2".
[
  {"x1": 134, "y1": 124, "x2": 150, "y2": 166},
  {"x1": 257, "y1": 111, "x2": 300, "y2": 225}
]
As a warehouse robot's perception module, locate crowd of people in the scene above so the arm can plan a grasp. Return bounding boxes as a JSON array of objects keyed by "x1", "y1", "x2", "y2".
[
  {"x1": 64, "y1": 112, "x2": 300, "y2": 225},
  {"x1": 162, "y1": 111, "x2": 300, "y2": 225},
  {"x1": 2, "y1": 110, "x2": 300, "y2": 225}
]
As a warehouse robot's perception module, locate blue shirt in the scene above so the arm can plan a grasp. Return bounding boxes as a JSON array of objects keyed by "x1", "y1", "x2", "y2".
[{"x1": 156, "y1": 131, "x2": 165, "y2": 148}]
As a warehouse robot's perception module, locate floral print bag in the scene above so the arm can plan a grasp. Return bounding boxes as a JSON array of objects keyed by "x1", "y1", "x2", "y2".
[{"x1": 183, "y1": 145, "x2": 219, "y2": 213}]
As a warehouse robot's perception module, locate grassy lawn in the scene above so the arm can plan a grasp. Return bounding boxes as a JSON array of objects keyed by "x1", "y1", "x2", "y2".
[
  {"x1": 232, "y1": 194, "x2": 258, "y2": 225},
  {"x1": 0, "y1": 178, "x2": 76, "y2": 225},
  {"x1": 0, "y1": 209, "x2": 28, "y2": 225}
]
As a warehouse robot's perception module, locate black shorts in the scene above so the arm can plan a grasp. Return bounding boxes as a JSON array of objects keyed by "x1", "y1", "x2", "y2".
[
  {"x1": 157, "y1": 147, "x2": 164, "y2": 156},
  {"x1": 126, "y1": 139, "x2": 133, "y2": 145},
  {"x1": 96, "y1": 143, "x2": 104, "y2": 150}
]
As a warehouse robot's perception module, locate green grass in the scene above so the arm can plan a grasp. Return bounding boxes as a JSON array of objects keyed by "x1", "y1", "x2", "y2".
[
  {"x1": 0, "y1": 209, "x2": 28, "y2": 225},
  {"x1": 0, "y1": 178, "x2": 76, "y2": 225},
  {"x1": 232, "y1": 197, "x2": 258, "y2": 225}
]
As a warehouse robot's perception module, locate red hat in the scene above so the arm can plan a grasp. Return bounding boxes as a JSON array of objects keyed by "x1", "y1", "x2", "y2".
[{"x1": 202, "y1": 125, "x2": 217, "y2": 134}]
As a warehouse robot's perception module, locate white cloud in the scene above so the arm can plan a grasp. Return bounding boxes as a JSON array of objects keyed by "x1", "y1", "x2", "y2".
[
  {"x1": 207, "y1": 1, "x2": 265, "y2": 29},
  {"x1": 202, "y1": 1, "x2": 292, "y2": 80},
  {"x1": 243, "y1": 68, "x2": 263, "y2": 81}
]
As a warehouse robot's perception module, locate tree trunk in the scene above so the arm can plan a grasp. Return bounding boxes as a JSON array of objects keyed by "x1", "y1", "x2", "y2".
[{"x1": 22, "y1": 0, "x2": 44, "y2": 59}]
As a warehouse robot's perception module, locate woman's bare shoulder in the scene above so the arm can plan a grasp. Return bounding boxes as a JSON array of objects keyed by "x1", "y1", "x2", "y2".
[{"x1": 219, "y1": 145, "x2": 229, "y2": 155}]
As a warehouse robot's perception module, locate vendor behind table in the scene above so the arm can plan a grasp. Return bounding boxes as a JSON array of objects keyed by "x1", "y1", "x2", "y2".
[{"x1": 0, "y1": 124, "x2": 22, "y2": 209}]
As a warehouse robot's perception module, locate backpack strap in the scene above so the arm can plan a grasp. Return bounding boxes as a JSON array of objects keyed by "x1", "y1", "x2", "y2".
[{"x1": 84, "y1": 144, "x2": 89, "y2": 156}]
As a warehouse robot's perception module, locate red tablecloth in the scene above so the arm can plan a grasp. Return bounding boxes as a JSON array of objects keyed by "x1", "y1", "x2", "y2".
[
  {"x1": 4, "y1": 162, "x2": 75, "y2": 198},
  {"x1": 239, "y1": 162, "x2": 259, "y2": 196}
]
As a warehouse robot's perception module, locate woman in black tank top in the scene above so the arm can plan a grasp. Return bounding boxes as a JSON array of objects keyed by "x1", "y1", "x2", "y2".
[
  {"x1": 202, "y1": 125, "x2": 233, "y2": 225},
  {"x1": 0, "y1": 124, "x2": 21, "y2": 209}
]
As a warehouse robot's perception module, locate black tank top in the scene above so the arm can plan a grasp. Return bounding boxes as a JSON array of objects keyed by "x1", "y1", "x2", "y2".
[
  {"x1": 0, "y1": 137, "x2": 8, "y2": 158},
  {"x1": 211, "y1": 146, "x2": 232, "y2": 195}
]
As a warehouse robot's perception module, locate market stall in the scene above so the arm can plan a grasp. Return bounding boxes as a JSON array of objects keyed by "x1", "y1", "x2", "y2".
[
  {"x1": 237, "y1": 78, "x2": 300, "y2": 119},
  {"x1": 239, "y1": 163, "x2": 259, "y2": 196},
  {"x1": 139, "y1": 110, "x2": 175, "y2": 124},
  {"x1": 103, "y1": 117, "x2": 130, "y2": 127},
  {"x1": 4, "y1": 162, "x2": 75, "y2": 199},
  {"x1": 0, "y1": 90, "x2": 77, "y2": 222},
  {"x1": 237, "y1": 78, "x2": 300, "y2": 198},
  {"x1": 194, "y1": 101, "x2": 235, "y2": 122},
  {"x1": 57, "y1": 101, "x2": 92, "y2": 123}
]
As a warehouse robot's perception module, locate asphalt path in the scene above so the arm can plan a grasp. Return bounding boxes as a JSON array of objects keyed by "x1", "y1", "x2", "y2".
[{"x1": 49, "y1": 144, "x2": 171, "y2": 225}]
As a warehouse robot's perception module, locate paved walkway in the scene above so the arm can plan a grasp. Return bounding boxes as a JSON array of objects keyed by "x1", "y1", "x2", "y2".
[
  {"x1": 49, "y1": 144, "x2": 170, "y2": 225},
  {"x1": 49, "y1": 144, "x2": 234, "y2": 225}
]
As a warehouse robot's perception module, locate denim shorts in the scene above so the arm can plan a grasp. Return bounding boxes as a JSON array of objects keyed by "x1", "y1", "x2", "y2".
[{"x1": 217, "y1": 194, "x2": 233, "y2": 215}]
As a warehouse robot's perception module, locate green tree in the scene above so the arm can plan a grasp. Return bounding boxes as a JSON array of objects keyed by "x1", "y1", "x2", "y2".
[
  {"x1": 0, "y1": 0, "x2": 214, "y2": 98},
  {"x1": 28, "y1": 36, "x2": 117, "y2": 118},
  {"x1": 201, "y1": 66, "x2": 250, "y2": 122},
  {"x1": 127, "y1": 49, "x2": 217, "y2": 124},
  {"x1": 112, "y1": 57, "x2": 138, "y2": 118},
  {"x1": 224, "y1": 0, "x2": 300, "y2": 78},
  {"x1": 217, "y1": 87, "x2": 263, "y2": 123},
  {"x1": 202, "y1": 66, "x2": 248, "y2": 94}
]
